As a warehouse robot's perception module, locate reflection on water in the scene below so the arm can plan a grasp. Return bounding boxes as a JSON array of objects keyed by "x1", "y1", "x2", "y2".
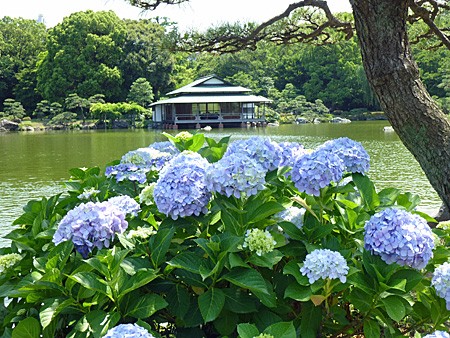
[{"x1": 0, "y1": 121, "x2": 441, "y2": 246}]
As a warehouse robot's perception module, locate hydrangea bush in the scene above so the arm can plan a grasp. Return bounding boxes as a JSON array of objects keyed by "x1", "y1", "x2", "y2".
[{"x1": 0, "y1": 132, "x2": 449, "y2": 338}]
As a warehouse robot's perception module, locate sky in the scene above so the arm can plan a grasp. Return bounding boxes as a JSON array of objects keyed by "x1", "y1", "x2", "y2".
[{"x1": 2, "y1": 0, "x2": 352, "y2": 31}]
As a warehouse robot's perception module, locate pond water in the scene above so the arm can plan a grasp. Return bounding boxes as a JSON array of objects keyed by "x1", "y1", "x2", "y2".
[{"x1": 0, "y1": 121, "x2": 441, "y2": 245}]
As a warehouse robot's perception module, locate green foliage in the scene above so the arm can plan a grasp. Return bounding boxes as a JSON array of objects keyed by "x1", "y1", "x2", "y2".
[
  {"x1": 0, "y1": 133, "x2": 449, "y2": 337},
  {"x1": 2, "y1": 98, "x2": 25, "y2": 120},
  {"x1": 48, "y1": 111, "x2": 77, "y2": 127},
  {"x1": 127, "y1": 78, "x2": 154, "y2": 107}
]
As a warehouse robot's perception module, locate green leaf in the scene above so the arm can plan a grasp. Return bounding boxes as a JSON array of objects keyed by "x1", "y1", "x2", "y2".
[
  {"x1": 389, "y1": 269, "x2": 423, "y2": 292},
  {"x1": 118, "y1": 269, "x2": 159, "y2": 299},
  {"x1": 352, "y1": 173, "x2": 380, "y2": 210},
  {"x1": 381, "y1": 295, "x2": 406, "y2": 321},
  {"x1": 40, "y1": 298, "x2": 76, "y2": 329},
  {"x1": 167, "y1": 252, "x2": 202, "y2": 274},
  {"x1": 278, "y1": 221, "x2": 304, "y2": 241},
  {"x1": 186, "y1": 133, "x2": 206, "y2": 152},
  {"x1": 221, "y1": 268, "x2": 269, "y2": 295},
  {"x1": 166, "y1": 284, "x2": 191, "y2": 318},
  {"x1": 363, "y1": 318, "x2": 381, "y2": 338},
  {"x1": 223, "y1": 288, "x2": 257, "y2": 314},
  {"x1": 149, "y1": 227, "x2": 175, "y2": 268},
  {"x1": 69, "y1": 272, "x2": 111, "y2": 299},
  {"x1": 264, "y1": 321, "x2": 296, "y2": 338},
  {"x1": 237, "y1": 323, "x2": 260, "y2": 338},
  {"x1": 248, "y1": 250, "x2": 283, "y2": 269},
  {"x1": 45, "y1": 241, "x2": 74, "y2": 271},
  {"x1": 213, "y1": 310, "x2": 238, "y2": 336},
  {"x1": 124, "y1": 293, "x2": 168, "y2": 319},
  {"x1": 12, "y1": 317, "x2": 41, "y2": 338},
  {"x1": 284, "y1": 283, "x2": 312, "y2": 302},
  {"x1": 198, "y1": 288, "x2": 225, "y2": 323},
  {"x1": 300, "y1": 302, "x2": 321, "y2": 338},
  {"x1": 73, "y1": 310, "x2": 120, "y2": 338},
  {"x1": 246, "y1": 201, "x2": 285, "y2": 224}
]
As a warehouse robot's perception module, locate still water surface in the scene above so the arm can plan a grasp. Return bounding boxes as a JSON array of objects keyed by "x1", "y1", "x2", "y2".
[{"x1": 0, "y1": 121, "x2": 441, "y2": 243}]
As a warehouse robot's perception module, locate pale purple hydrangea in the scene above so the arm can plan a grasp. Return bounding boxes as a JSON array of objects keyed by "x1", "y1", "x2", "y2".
[
  {"x1": 105, "y1": 163, "x2": 149, "y2": 184},
  {"x1": 300, "y1": 249, "x2": 349, "y2": 284},
  {"x1": 205, "y1": 153, "x2": 266, "y2": 198},
  {"x1": 53, "y1": 201, "x2": 128, "y2": 258},
  {"x1": 107, "y1": 195, "x2": 140, "y2": 217},
  {"x1": 278, "y1": 141, "x2": 307, "y2": 167},
  {"x1": 149, "y1": 141, "x2": 180, "y2": 155},
  {"x1": 275, "y1": 206, "x2": 305, "y2": 229},
  {"x1": 224, "y1": 137, "x2": 282, "y2": 171},
  {"x1": 319, "y1": 137, "x2": 370, "y2": 174},
  {"x1": 77, "y1": 187, "x2": 100, "y2": 200},
  {"x1": 154, "y1": 152, "x2": 211, "y2": 220},
  {"x1": 431, "y1": 262, "x2": 450, "y2": 310},
  {"x1": 364, "y1": 208, "x2": 434, "y2": 269},
  {"x1": 121, "y1": 147, "x2": 172, "y2": 171},
  {"x1": 102, "y1": 323, "x2": 155, "y2": 338},
  {"x1": 423, "y1": 331, "x2": 450, "y2": 338},
  {"x1": 291, "y1": 149, "x2": 344, "y2": 196}
]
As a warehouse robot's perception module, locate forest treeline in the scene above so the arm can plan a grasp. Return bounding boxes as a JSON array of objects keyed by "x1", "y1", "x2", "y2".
[{"x1": 1, "y1": 10, "x2": 449, "y2": 125}]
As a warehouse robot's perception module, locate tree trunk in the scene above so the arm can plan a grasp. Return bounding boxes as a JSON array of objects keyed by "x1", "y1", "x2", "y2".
[{"x1": 350, "y1": 0, "x2": 450, "y2": 218}]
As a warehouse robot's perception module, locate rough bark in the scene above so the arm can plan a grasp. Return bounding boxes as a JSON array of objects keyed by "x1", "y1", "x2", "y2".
[{"x1": 350, "y1": 0, "x2": 450, "y2": 217}]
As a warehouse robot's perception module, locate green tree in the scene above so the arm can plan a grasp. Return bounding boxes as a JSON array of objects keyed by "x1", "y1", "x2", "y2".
[
  {"x1": 33, "y1": 100, "x2": 51, "y2": 119},
  {"x1": 3, "y1": 98, "x2": 25, "y2": 120},
  {"x1": 121, "y1": 19, "x2": 174, "y2": 98},
  {"x1": 0, "y1": 17, "x2": 47, "y2": 111},
  {"x1": 127, "y1": 78, "x2": 154, "y2": 107},
  {"x1": 65, "y1": 93, "x2": 90, "y2": 123},
  {"x1": 49, "y1": 111, "x2": 77, "y2": 128},
  {"x1": 36, "y1": 11, "x2": 126, "y2": 102}
]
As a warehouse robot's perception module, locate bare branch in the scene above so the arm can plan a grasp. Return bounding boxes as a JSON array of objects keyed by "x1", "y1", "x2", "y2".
[
  {"x1": 127, "y1": 0, "x2": 189, "y2": 10},
  {"x1": 409, "y1": 0, "x2": 450, "y2": 50}
]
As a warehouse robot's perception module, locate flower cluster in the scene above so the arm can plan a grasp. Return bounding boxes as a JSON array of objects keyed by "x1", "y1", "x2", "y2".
[
  {"x1": 102, "y1": 323, "x2": 155, "y2": 338},
  {"x1": 206, "y1": 153, "x2": 266, "y2": 198},
  {"x1": 154, "y1": 152, "x2": 211, "y2": 220},
  {"x1": 278, "y1": 141, "x2": 307, "y2": 167},
  {"x1": 364, "y1": 208, "x2": 435, "y2": 269},
  {"x1": 149, "y1": 141, "x2": 179, "y2": 155},
  {"x1": 225, "y1": 137, "x2": 282, "y2": 171},
  {"x1": 53, "y1": 201, "x2": 128, "y2": 258},
  {"x1": 431, "y1": 262, "x2": 450, "y2": 310},
  {"x1": 275, "y1": 206, "x2": 306, "y2": 229},
  {"x1": 121, "y1": 147, "x2": 172, "y2": 171},
  {"x1": 291, "y1": 149, "x2": 344, "y2": 196},
  {"x1": 175, "y1": 131, "x2": 193, "y2": 141},
  {"x1": 139, "y1": 183, "x2": 156, "y2": 205},
  {"x1": 77, "y1": 187, "x2": 100, "y2": 200},
  {"x1": 105, "y1": 163, "x2": 149, "y2": 184},
  {"x1": 0, "y1": 253, "x2": 22, "y2": 273},
  {"x1": 243, "y1": 228, "x2": 276, "y2": 256},
  {"x1": 423, "y1": 331, "x2": 450, "y2": 338},
  {"x1": 108, "y1": 195, "x2": 140, "y2": 217},
  {"x1": 319, "y1": 137, "x2": 370, "y2": 174},
  {"x1": 127, "y1": 226, "x2": 156, "y2": 240},
  {"x1": 300, "y1": 249, "x2": 349, "y2": 284}
]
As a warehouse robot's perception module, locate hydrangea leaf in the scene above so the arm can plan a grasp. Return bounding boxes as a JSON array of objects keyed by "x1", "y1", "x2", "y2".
[
  {"x1": 223, "y1": 288, "x2": 258, "y2": 314},
  {"x1": 123, "y1": 293, "x2": 168, "y2": 319},
  {"x1": 264, "y1": 321, "x2": 296, "y2": 338},
  {"x1": 221, "y1": 268, "x2": 269, "y2": 295},
  {"x1": 12, "y1": 317, "x2": 41, "y2": 338},
  {"x1": 237, "y1": 323, "x2": 260, "y2": 338},
  {"x1": 363, "y1": 318, "x2": 381, "y2": 338},
  {"x1": 381, "y1": 295, "x2": 406, "y2": 321},
  {"x1": 198, "y1": 287, "x2": 225, "y2": 323},
  {"x1": 352, "y1": 173, "x2": 380, "y2": 210},
  {"x1": 149, "y1": 227, "x2": 175, "y2": 268}
]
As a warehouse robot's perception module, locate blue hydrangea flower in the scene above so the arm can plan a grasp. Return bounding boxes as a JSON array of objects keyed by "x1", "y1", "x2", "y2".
[
  {"x1": 278, "y1": 141, "x2": 307, "y2": 167},
  {"x1": 364, "y1": 208, "x2": 435, "y2": 269},
  {"x1": 149, "y1": 141, "x2": 180, "y2": 155},
  {"x1": 77, "y1": 187, "x2": 100, "y2": 200},
  {"x1": 105, "y1": 163, "x2": 149, "y2": 184},
  {"x1": 224, "y1": 137, "x2": 282, "y2": 171},
  {"x1": 291, "y1": 149, "x2": 344, "y2": 196},
  {"x1": 53, "y1": 201, "x2": 128, "y2": 258},
  {"x1": 108, "y1": 195, "x2": 140, "y2": 217},
  {"x1": 275, "y1": 206, "x2": 305, "y2": 229},
  {"x1": 121, "y1": 147, "x2": 172, "y2": 171},
  {"x1": 102, "y1": 323, "x2": 155, "y2": 338},
  {"x1": 423, "y1": 331, "x2": 450, "y2": 338},
  {"x1": 319, "y1": 137, "x2": 370, "y2": 174},
  {"x1": 431, "y1": 262, "x2": 450, "y2": 310},
  {"x1": 300, "y1": 249, "x2": 349, "y2": 284},
  {"x1": 154, "y1": 152, "x2": 211, "y2": 220},
  {"x1": 205, "y1": 152, "x2": 266, "y2": 198}
]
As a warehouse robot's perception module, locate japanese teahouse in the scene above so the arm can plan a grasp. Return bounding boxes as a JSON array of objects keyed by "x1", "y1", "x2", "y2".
[{"x1": 150, "y1": 75, "x2": 271, "y2": 129}]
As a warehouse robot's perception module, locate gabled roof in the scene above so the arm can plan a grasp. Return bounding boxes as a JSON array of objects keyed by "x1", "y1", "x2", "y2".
[
  {"x1": 150, "y1": 95, "x2": 271, "y2": 106},
  {"x1": 166, "y1": 75, "x2": 252, "y2": 96}
]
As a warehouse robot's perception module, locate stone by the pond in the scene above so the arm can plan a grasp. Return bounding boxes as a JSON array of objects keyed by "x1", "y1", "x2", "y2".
[{"x1": 0, "y1": 120, "x2": 19, "y2": 131}]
